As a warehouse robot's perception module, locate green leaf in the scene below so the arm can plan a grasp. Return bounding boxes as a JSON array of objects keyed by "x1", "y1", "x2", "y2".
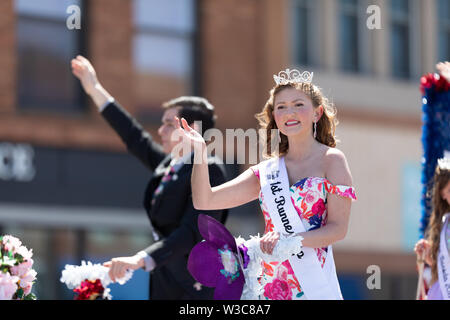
[
  {"x1": 14, "y1": 253, "x2": 24, "y2": 264},
  {"x1": 16, "y1": 288, "x2": 24, "y2": 299},
  {"x1": 0, "y1": 266, "x2": 10, "y2": 273},
  {"x1": 24, "y1": 293, "x2": 37, "y2": 300}
]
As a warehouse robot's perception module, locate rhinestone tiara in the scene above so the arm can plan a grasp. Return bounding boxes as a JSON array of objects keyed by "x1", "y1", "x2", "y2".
[{"x1": 273, "y1": 68, "x2": 314, "y2": 85}]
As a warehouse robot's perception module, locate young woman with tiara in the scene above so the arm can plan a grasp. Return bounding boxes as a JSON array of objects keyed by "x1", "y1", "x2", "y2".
[
  {"x1": 415, "y1": 158, "x2": 450, "y2": 300},
  {"x1": 175, "y1": 69, "x2": 357, "y2": 300}
]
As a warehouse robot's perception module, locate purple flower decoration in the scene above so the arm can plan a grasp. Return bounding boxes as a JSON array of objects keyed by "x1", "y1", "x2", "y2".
[{"x1": 188, "y1": 214, "x2": 248, "y2": 300}]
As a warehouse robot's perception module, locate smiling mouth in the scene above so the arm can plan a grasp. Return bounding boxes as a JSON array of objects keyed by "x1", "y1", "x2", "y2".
[{"x1": 285, "y1": 121, "x2": 300, "y2": 127}]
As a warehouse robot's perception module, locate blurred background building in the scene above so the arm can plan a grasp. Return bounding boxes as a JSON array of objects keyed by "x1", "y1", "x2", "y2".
[{"x1": 0, "y1": 0, "x2": 448, "y2": 299}]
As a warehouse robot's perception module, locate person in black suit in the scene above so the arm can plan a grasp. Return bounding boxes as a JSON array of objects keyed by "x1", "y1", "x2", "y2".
[{"x1": 71, "y1": 55, "x2": 228, "y2": 300}]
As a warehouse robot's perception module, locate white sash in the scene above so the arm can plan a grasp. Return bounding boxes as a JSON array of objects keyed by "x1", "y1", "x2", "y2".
[
  {"x1": 438, "y1": 213, "x2": 450, "y2": 300},
  {"x1": 259, "y1": 157, "x2": 342, "y2": 300}
]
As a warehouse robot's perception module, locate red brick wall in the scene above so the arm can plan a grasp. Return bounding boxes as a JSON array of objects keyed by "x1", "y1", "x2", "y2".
[
  {"x1": 200, "y1": 0, "x2": 262, "y2": 131},
  {"x1": 199, "y1": 0, "x2": 292, "y2": 162},
  {"x1": 0, "y1": 0, "x2": 289, "y2": 153},
  {"x1": 0, "y1": 0, "x2": 136, "y2": 152},
  {"x1": 87, "y1": 0, "x2": 135, "y2": 115},
  {"x1": 199, "y1": 0, "x2": 291, "y2": 129},
  {"x1": 0, "y1": 0, "x2": 16, "y2": 114}
]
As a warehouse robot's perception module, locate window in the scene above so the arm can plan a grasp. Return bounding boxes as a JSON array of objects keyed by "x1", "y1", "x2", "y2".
[
  {"x1": 15, "y1": 0, "x2": 85, "y2": 113},
  {"x1": 339, "y1": 0, "x2": 360, "y2": 72},
  {"x1": 133, "y1": 0, "x2": 197, "y2": 110},
  {"x1": 292, "y1": 0, "x2": 317, "y2": 67},
  {"x1": 438, "y1": 0, "x2": 450, "y2": 61},
  {"x1": 390, "y1": 0, "x2": 411, "y2": 79}
]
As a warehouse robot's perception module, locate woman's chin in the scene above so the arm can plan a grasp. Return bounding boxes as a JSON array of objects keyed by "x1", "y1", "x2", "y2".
[{"x1": 280, "y1": 126, "x2": 303, "y2": 137}]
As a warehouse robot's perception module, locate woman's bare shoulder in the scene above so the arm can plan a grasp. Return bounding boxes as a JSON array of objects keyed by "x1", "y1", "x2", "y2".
[
  {"x1": 324, "y1": 146, "x2": 347, "y2": 161},
  {"x1": 323, "y1": 147, "x2": 352, "y2": 185}
]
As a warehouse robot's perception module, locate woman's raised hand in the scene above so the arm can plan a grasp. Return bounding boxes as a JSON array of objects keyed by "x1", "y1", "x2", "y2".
[
  {"x1": 71, "y1": 55, "x2": 100, "y2": 96},
  {"x1": 174, "y1": 116, "x2": 207, "y2": 153},
  {"x1": 414, "y1": 239, "x2": 432, "y2": 266},
  {"x1": 437, "y1": 61, "x2": 450, "y2": 83}
]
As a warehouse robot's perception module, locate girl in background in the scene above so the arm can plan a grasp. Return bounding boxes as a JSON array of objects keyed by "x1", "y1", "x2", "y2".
[{"x1": 415, "y1": 158, "x2": 450, "y2": 300}]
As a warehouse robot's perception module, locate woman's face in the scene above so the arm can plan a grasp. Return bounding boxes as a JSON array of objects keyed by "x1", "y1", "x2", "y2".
[{"x1": 272, "y1": 87, "x2": 320, "y2": 137}]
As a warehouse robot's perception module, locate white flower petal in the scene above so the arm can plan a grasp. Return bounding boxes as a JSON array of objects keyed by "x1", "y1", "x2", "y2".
[
  {"x1": 60, "y1": 260, "x2": 133, "y2": 296},
  {"x1": 237, "y1": 234, "x2": 303, "y2": 300}
]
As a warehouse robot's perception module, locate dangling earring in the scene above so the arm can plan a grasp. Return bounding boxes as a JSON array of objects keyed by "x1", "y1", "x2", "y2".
[
  {"x1": 277, "y1": 129, "x2": 281, "y2": 144},
  {"x1": 313, "y1": 122, "x2": 317, "y2": 139}
]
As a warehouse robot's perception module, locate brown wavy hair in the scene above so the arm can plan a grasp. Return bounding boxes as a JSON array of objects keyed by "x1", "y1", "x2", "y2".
[
  {"x1": 424, "y1": 163, "x2": 450, "y2": 283},
  {"x1": 255, "y1": 82, "x2": 338, "y2": 158}
]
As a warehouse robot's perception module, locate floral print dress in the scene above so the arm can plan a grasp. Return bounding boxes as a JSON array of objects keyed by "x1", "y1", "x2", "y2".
[{"x1": 251, "y1": 167, "x2": 357, "y2": 300}]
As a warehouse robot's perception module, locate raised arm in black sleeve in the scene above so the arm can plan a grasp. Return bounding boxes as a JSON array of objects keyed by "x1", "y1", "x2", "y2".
[{"x1": 101, "y1": 101, "x2": 166, "y2": 171}]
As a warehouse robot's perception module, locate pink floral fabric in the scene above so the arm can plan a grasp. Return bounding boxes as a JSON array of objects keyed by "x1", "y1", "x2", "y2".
[{"x1": 251, "y1": 167, "x2": 357, "y2": 300}]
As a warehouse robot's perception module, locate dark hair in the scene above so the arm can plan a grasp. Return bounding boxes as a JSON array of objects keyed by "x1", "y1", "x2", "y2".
[{"x1": 162, "y1": 96, "x2": 216, "y2": 136}]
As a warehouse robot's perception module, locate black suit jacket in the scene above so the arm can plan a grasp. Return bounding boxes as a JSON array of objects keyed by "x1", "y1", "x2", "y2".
[{"x1": 102, "y1": 102, "x2": 228, "y2": 299}]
